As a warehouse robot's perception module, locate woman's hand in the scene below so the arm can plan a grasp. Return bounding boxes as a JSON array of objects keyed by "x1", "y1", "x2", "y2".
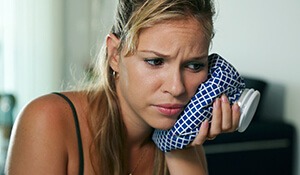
[
  {"x1": 165, "y1": 94, "x2": 240, "y2": 175},
  {"x1": 190, "y1": 94, "x2": 241, "y2": 146}
]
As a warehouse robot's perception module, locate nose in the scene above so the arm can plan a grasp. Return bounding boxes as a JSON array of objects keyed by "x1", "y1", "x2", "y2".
[{"x1": 162, "y1": 70, "x2": 186, "y2": 97}]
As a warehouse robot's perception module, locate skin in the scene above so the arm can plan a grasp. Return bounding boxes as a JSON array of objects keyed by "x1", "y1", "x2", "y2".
[{"x1": 5, "y1": 17, "x2": 240, "y2": 175}]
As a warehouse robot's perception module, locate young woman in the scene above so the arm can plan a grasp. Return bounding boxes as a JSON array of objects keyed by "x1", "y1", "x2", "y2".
[{"x1": 5, "y1": 0, "x2": 240, "y2": 174}]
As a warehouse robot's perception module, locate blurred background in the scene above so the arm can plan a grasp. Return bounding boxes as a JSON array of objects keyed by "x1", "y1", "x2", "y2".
[{"x1": 0, "y1": 0, "x2": 299, "y2": 174}]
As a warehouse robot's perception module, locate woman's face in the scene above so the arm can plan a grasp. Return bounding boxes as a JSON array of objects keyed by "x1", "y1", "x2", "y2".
[{"x1": 112, "y1": 18, "x2": 209, "y2": 130}]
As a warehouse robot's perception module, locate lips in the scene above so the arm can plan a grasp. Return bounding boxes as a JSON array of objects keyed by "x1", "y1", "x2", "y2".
[{"x1": 155, "y1": 104, "x2": 185, "y2": 117}]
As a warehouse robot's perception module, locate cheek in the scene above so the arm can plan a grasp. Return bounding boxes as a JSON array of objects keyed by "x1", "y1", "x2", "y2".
[
  {"x1": 120, "y1": 63, "x2": 158, "y2": 98},
  {"x1": 186, "y1": 71, "x2": 208, "y2": 97}
]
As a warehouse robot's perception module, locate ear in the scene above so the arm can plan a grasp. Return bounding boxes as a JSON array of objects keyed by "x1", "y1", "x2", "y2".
[{"x1": 107, "y1": 33, "x2": 121, "y2": 72}]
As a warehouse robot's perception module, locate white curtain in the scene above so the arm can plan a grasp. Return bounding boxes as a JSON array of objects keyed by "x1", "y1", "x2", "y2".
[
  {"x1": 0, "y1": 0, "x2": 65, "y2": 114},
  {"x1": 0, "y1": 0, "x2": 15, "y2": 93},
  {"x1": 0, "y1": 0, "x2": 117, "y2": 115}
]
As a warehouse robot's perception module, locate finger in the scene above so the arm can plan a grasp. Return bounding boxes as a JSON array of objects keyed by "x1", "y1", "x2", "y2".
[
  {"x1": 231, "y1": 102, "x2": 241, "y2": 131},
  {"x1": 191, "y1": 119, "x2": 209, "y2": 146},
  {"x1": 221, "y1": 94, "x2": 232, "y2": 132},
  {"x1": 209, "y1": 98, "x2": 222, "y2": 138}
]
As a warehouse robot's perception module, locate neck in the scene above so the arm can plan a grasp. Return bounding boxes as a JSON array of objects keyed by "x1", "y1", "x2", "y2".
[
  {"x1": 127, "y1": 132, "x2": 153, "y2": 152},
  {"x1": 127, "y1": 140, "x2": 155, "y2": 175},
  {"x1": 124, "y1": 117, "x2": 154, "y2": 148},
  {"x1": 124, "y1": 114, "x2": 154, "y2": 172}
]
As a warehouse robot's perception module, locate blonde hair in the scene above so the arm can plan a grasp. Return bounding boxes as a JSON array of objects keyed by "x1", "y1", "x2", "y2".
[{"x1": 86, "y1": 0, "x2": 215, "y2": 174}]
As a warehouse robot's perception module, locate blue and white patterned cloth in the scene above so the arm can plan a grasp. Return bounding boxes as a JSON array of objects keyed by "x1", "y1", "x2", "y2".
[{"x1": 152, "y1": 53, "x2": 246, "y2": 152}]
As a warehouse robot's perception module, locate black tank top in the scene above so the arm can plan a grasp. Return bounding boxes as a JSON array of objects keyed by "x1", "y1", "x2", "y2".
[{"x1": 53, "y1": 92, "x2": 84, "y2": 175}]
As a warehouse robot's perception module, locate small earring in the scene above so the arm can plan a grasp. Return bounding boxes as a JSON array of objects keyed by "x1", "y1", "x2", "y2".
[
  {"x1": 112, "y1": 71, "x2": 116, "y2": 78},
  {"x1": 112, "y1": 70, "x2": 119, "y2": 78}
]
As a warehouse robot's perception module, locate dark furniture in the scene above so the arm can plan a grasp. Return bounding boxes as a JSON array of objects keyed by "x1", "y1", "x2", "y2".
[
  {"x1": 203, "y1": 77, "x2": 296, "y2": 175},
  {"x1": 204, "y1": 121, "x2": 295, "y2": 175}
]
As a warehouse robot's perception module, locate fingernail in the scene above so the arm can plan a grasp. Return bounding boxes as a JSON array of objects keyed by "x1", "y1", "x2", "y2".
[
  {"x1": 203, "y1": 119, "x2": 209, "y2": 128},
  {"x1": 213, "y1": 98, "x2": 220, "y2": 108},
  {"x1": 221, "y1": 94, "x2": 228, "y2": 103},
  {"x1": 233, "y1": 102, "x2": 240, "y2": 111}
]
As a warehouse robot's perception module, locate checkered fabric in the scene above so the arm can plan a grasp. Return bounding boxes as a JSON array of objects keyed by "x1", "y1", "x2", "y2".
[{"x1": 152, "y1": 53, "x2": 246, "y2": 152}]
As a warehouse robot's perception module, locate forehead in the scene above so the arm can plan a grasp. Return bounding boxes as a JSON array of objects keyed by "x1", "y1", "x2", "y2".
[
  {"x1": 136, "y1": 18, "x2": 209, "y2": 53},
  {"x1": 143, "y1": 17, "x2": 203, "y2": 33}
]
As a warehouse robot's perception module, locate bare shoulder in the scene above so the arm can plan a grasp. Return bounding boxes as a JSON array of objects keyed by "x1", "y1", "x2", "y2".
[
  {"x1": 15, "y1": 91, "x2": 88, "y2": 129},
  {"x1": 14, "y1": 93, "x2": 76, "y2": 132},
  {"x1": 5, "y1": 91, "x2": 88, "y2": 174}
]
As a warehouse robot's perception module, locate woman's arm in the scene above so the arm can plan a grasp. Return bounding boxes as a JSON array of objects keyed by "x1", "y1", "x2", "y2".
[
  {"x1": 5, "y1": 95, "x2": 69, "y2": 175},
  {"x1": 165, "y1": 95, "x2": 240, "y2": 175},
  {"x1": 165, "y1": 145, "x2": 208, "y2": 175},
  {"x1": 165, "y1": 120, "x2": 209, "y2": 175}
]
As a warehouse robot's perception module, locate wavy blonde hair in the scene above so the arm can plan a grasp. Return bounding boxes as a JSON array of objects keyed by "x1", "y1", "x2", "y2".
[{"x1": 85, "y1": 0, "x2": 215, "y2": 174}]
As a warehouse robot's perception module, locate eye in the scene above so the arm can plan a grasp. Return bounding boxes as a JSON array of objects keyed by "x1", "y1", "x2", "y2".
[
  {"x1": 144, "y1": 58, "x2": 164, "y2": 66},
  {"x1": 185, "y1": 62, "x2": 206, "y2": 72}
]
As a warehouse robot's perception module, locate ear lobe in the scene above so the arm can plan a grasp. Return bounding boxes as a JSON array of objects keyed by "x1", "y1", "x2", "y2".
[{"x1": 107, "y1": 33, "x2": 121, "y2": 72}]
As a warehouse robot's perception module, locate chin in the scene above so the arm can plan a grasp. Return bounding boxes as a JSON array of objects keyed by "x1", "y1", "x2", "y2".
[{"x1": 153, "y1": 119, "x2": 176, "y2": 130}]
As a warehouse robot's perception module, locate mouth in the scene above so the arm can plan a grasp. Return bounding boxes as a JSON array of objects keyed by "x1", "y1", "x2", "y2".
[{"x1": 154, "y1": 104, "x2": 185, "y2": 117}]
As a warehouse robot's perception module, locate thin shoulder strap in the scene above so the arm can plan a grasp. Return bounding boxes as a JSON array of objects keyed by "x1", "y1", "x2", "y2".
[{"x1": 52, "y1": 92, "x2": 84, "y2": 175}]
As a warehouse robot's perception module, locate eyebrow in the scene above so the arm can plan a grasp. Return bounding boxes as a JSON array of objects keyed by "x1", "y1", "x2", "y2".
[
  {"x1": 138, "y1": 50, "x2": 169, "y2": 58},
  {"x1": 139, "y1": 49, "x2": 208, "y2": 60}
]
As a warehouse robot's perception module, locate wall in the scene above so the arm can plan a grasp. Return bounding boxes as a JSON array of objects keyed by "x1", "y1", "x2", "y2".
[
  {"x1": 63, "y1": 0, "x2": 118, "y2": 87},
  {"x1": 211, "y1": 1, "x2": 300, "y2": 175}
]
